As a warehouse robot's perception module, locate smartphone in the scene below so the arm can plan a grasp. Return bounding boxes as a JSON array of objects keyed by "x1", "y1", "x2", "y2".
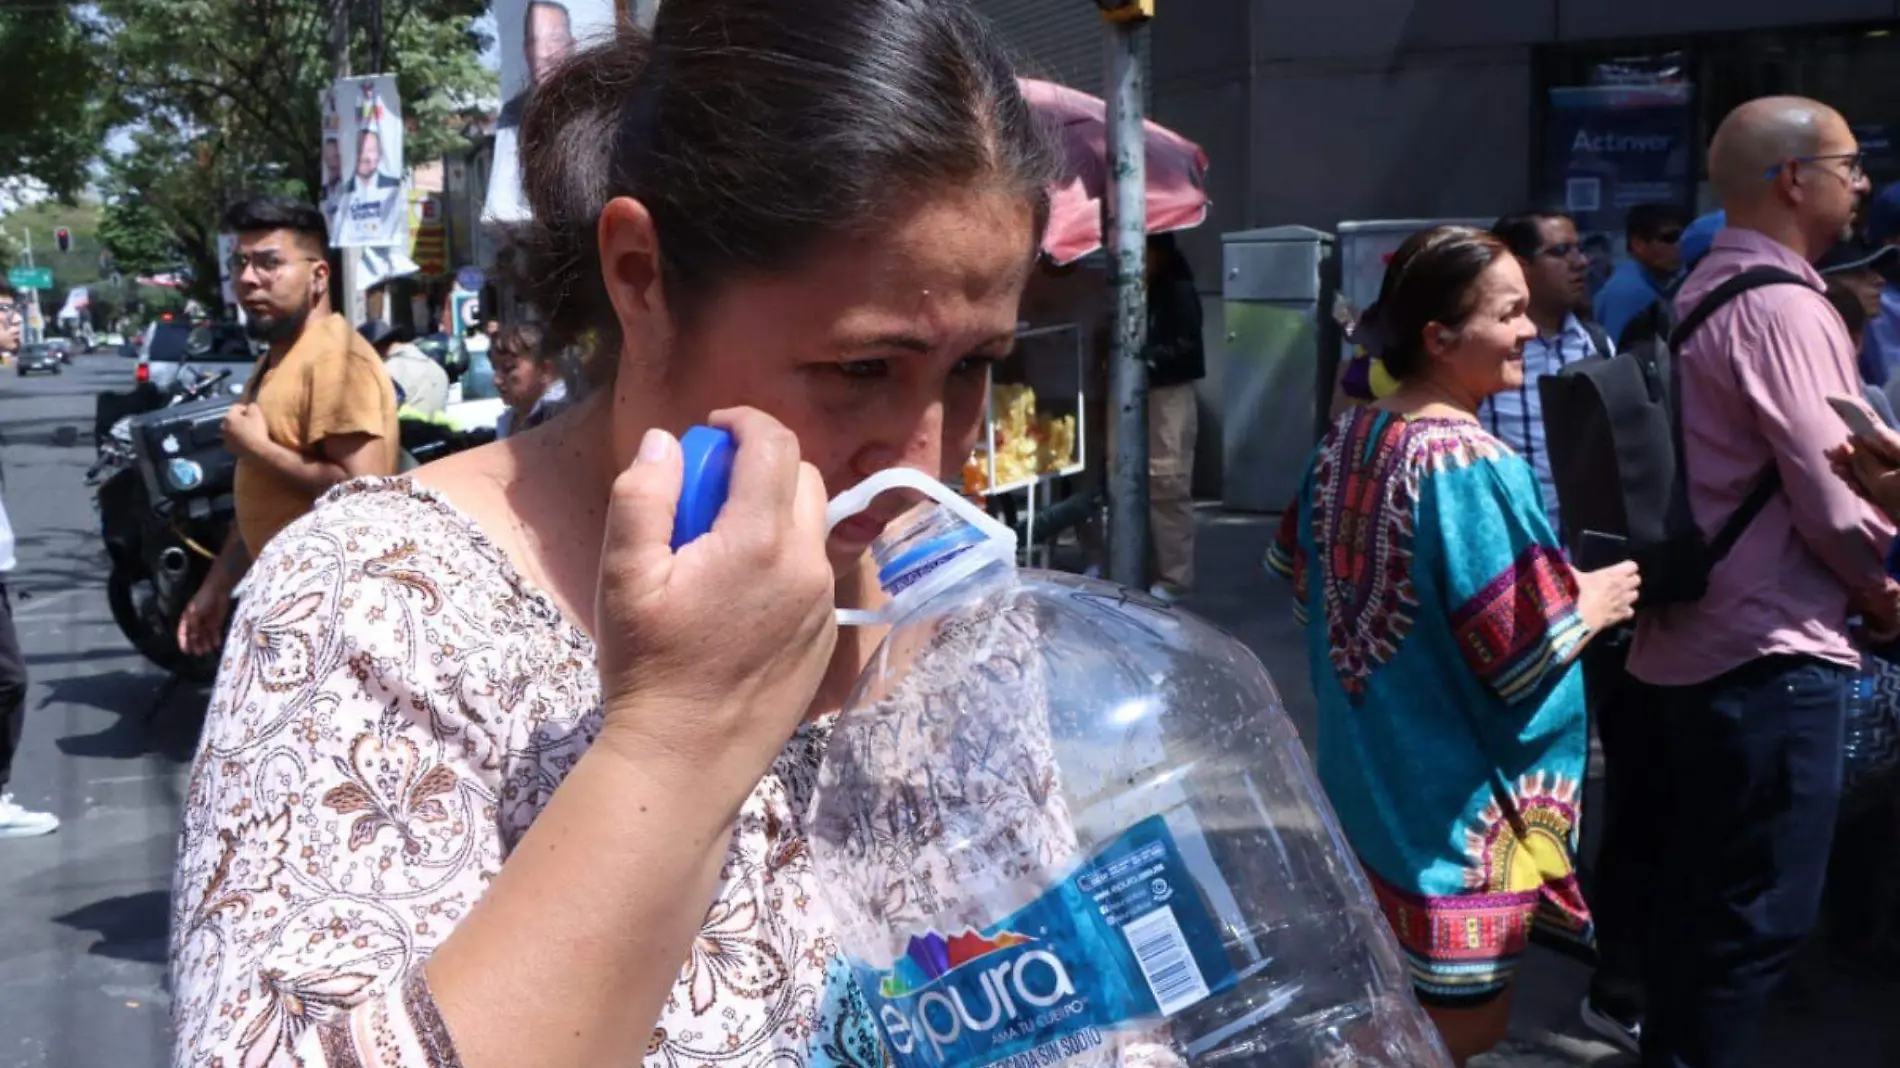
[
  {"x1": 1575, "y1": 530, "x2": 1631, "y2": 572},
  {"x1": 1828, "y1": 393, "x2": 1883, "y2": 439}
]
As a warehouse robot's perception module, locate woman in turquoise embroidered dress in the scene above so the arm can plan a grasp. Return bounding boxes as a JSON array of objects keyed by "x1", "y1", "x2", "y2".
[{"x1": 1267, "y1": 226, "x2": 1642, "y2": 1065}]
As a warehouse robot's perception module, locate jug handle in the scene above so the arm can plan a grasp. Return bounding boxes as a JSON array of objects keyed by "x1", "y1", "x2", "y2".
[
  {"x1": 825, "y1": 468, "x2": 1017, "y2": 628},
  {"x1": 823, "y1": 466, "x2": 1017, "y2": 546}
]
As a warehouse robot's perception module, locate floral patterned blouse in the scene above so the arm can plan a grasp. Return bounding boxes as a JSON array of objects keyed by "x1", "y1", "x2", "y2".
[{"x1": 169, "y1": 479, "x2": 884, "y2": 1068}]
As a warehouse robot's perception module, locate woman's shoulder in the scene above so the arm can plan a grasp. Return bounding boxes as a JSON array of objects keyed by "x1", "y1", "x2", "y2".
[
  {"x1": 1398, "y1": 415, "x2": 1512, "y2": 475},
  {"x1": 251, "y1": 477, "x2": 488, "y2": 585},
  {"x1": 1317, "y1": 409, "x2": 1509, "y2": 481},
  {"x1": 239, "y1": 476, "x2": 588, "y2": 658}
]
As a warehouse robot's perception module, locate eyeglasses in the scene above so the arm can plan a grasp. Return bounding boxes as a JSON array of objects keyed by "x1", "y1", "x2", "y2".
[
  {"x1": 0, "y1": 302, "x2": 17, "y2": 321},
  {"x1": 1763, "y1": 151, "x2": 1867, "y2": 183},
  {"x1": 1536, "y1": 242, "x2": 1584, "y2": 260},
  {"x1": 226, "y1": 251, "x2": 321, "y2": 277}
]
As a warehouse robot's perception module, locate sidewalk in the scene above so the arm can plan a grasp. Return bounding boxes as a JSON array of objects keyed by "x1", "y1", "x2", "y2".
[{"x1": 1170, "y1": 506, "x2": 1898, "y2": 1067}]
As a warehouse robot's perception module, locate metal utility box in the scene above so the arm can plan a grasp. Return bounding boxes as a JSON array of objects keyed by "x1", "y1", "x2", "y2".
[{"x1": 1220, "y1": 226, "x2": 1338, "y2": 513}]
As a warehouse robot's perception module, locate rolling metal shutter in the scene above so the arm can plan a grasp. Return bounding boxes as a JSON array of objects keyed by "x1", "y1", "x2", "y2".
[{"x1": 970, "y1": 1, "x2": 1152, "y2": 101}]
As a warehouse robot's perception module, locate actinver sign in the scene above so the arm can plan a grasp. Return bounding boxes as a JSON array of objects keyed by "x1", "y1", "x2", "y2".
[{"x1": 1573, "y1": 129, "x2": 1674, "y2": 154}]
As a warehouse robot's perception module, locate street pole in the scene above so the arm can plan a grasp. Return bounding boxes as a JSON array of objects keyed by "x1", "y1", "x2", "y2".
[
  {"x1": 1104, "y1": 7, "x2": 1151, "y2": 590},
  {"x1": 22, "y1": 227, "x2": 41, "y2": 345},
  {"x1": 333, "y1": 0, "x2": 366, "y2": 327}
]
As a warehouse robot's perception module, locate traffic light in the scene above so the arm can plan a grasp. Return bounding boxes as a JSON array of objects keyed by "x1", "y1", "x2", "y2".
[
  {"x1": 55, "y1": 227, "x2": 70, "y2": 253},
  {"x1": 1096, "y1": 0, "x2": 1153, "y2": 22}
]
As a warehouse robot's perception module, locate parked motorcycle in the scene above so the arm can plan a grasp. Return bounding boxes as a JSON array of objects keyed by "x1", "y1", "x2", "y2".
[
  {"x1": 90, "y1": 369, "x2": 238, "y2": 681},
  {"x1": 89, "y1": 369, "x2": 499, "y2": 680}
]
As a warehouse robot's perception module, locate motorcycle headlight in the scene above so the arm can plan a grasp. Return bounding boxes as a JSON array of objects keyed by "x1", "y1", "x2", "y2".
[{"x1": 167, "y1": 458, "x2": 205, "y2": 492}]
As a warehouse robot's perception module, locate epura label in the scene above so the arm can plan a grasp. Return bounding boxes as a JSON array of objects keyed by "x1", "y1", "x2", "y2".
[{"x1": 852, "y1": 816, "x2": 1237, "y2": 1068}]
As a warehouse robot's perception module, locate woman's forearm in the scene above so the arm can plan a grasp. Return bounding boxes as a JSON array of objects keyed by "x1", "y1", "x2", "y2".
[{"x1": 425, "y1": 726, "x2": 743, "y2": 1068}]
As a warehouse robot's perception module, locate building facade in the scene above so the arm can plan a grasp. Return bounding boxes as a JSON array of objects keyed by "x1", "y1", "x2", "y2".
[
  {"x1": 973, "y1": 1, "x2": 1900, "y2": 497},
  {"x1": 975, "y1": 1, "x2": 1900, "y2": 271}
]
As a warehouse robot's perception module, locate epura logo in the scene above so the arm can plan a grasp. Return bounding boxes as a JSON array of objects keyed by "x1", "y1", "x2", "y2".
[{"x1": 874, "y1": 927, "x2": 1081, "y2": 1064}]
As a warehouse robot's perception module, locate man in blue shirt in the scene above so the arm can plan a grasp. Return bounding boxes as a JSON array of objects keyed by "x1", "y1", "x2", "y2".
[{"x1": 1593, "y1": 203, "x2": 1689, "y2": 345}]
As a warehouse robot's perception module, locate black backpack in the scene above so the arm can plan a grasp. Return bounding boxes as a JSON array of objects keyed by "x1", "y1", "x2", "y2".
[{"x1": 1538, "y1": 266, "x2": 1809, "y2": 607}]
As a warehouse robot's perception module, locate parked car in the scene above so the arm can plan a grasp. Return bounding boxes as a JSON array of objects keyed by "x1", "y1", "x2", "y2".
[
  {"x1": 93, "y1": 331, "x2": 126, "y2": 353},
  {"x1": 16, "y1": 343, "x2": 61, "y2": 376},
  {"x1": 136, "y1": 318, "x2": 256, "y2": 394}
]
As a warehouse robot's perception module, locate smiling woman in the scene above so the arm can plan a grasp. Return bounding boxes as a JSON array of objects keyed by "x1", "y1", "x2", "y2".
[
  {"x1": 1267, "y1": 225, "x2": 1642, "y2": 1065},
  {"x1": 167, "y1": 3, "x2": 1061, "y2": 1068}
]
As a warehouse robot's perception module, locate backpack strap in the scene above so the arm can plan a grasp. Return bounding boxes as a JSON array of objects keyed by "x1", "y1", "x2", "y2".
[
  {"x1": 1668, "y1": 266, "x2": 1811, "y2": 349},
  {"x1": 1583, "y1": 320, "x2": 1615, "y2": 361},
  {"x1": 1669, "y1": 265, "x2": 1812, "y2": 565}
]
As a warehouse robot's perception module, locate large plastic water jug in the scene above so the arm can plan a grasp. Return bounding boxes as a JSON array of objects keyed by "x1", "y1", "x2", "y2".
[{"x1": 797, "y1": 467, "x2": 1452, "y2": 1068}]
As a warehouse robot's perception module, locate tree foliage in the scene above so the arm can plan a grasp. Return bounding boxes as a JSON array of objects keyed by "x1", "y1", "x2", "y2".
[
  {"x1": 90, "y1": 0, "x2": 496, "y2": 308},
  {"x1": 0, "y1": 3, "x2": 114, "y2": 196},
  {"x1": 101, "y1": 0, "x2": 494, "y2": 204}
]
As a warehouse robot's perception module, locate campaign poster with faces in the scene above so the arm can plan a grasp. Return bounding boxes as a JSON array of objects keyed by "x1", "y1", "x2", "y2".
[
  {"x1": 319, "y1": 87, "x2": 345, "y2": 225},
  {"x1": 482, "y1": 0, "x2": 618, "y2": 225},
  {"x1": 330, "y1": 75, "x2": 409, "y2": 248}
]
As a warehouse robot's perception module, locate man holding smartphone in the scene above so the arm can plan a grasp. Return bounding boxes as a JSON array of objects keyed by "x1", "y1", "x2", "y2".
[{"x1": 1628, "y1": 97, "x2": 1900, "y2": 1068}]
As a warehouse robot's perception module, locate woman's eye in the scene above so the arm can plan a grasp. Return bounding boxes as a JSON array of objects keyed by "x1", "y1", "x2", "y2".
[
  {"x1": 835, "y1": 359, "x2": 890, "y2": 380},
  {"x1": 954, "y1": 354, "x2": 1002, "y2": 377}
]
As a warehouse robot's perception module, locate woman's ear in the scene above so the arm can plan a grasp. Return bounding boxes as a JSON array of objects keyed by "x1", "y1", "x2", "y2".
[
  {"x1": 598, "y1": 196, "x2": 667, "y2": 332},
  {"x1": 1421, "y1": 323, "x2": 1458, "y2": 361}
]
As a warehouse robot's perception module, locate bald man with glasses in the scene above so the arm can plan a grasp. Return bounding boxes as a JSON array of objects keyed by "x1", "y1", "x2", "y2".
[{"x1": 1628, "y1": 96, "x2": 1894, "y2": 1068}]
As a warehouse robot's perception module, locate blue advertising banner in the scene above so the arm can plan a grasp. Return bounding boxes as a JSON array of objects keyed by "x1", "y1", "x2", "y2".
[{"x1": 1546, "y1": 84, "x2": 1695, "y2": 296}]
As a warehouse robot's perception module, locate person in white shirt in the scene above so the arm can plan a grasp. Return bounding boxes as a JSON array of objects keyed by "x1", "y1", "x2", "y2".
[
  {"x1": 0, "y1": 280, "x2": 57, "y2": 838},
  {"x1": 1477, "y1": 211, "x2": 1614, "y2": 536},
  {"x1": 361, "y1": 319, "x2": 450, "y2": 416}
]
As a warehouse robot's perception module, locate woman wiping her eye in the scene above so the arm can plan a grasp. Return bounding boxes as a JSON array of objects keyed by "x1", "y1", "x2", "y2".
[{"x1": 166, "y1": 3, "x2": 1062, "y2": 1066}]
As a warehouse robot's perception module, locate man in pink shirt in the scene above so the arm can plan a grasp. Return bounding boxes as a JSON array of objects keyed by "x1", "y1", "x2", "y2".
[{"x1": 1627, "y1": 97, "x2": 1899, "y2": 1068}]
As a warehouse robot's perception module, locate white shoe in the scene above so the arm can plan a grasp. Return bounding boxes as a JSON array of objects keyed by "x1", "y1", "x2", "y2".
[
  {"x1": 1578, "y1": 994, "x2": 1641, "y2": 1055},
  {"x1": 0, "y1": 793, "x2": 59, "y2": 838},
  {"x1": 1148, "y1": 582, "x2": 1187, "y2": 606}
]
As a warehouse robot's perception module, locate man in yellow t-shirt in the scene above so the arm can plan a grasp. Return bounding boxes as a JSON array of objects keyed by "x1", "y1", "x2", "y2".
[{"x1": 176, "y1": 197, "x2": 399, "y2": 657}]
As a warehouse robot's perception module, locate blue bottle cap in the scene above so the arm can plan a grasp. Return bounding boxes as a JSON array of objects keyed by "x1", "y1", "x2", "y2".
[{"x1": 671, "y1": 425, "x2": 736, "y2": 550}]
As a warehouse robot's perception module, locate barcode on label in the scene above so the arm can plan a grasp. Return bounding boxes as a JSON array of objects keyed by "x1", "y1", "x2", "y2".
[{"x1": 1122, "y1": 906, "x2": 1211, "y2": 1016}]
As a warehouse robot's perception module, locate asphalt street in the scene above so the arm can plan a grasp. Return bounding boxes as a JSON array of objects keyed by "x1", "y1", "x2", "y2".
[
  {"x1": 0, "y1": 353, "x2": 1892, "y2": 1067},
  {"x1": 1, "y1": 352, "x2": 193, "y2": 1068}
]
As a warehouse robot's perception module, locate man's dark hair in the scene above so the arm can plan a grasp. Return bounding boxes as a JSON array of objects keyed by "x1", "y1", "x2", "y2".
[
  {"x1": 1491, "y1": 211, "x2": 1570, "y2": 260},
  {"x1": 515, "y1": 0, "x2": 1059, "y2": 373},
  {"x1": 223, "y1": 197, "x2": 329, "y2": 251},
  {"x1": 0, "y1": 279, "x2": 15, "y2": 300},
  {"x1": 1826, "y1": 279, "x2": 1868, "y2": 340},
  {"x1": 1625, "y1": 203, "x2": 1690, "y2": 247}
]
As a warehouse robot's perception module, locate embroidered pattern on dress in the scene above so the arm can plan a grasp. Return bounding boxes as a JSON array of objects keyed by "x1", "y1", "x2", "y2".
[
  {"x1": 1309, "y1": 413, "x2": 1499, "y2": 701},
  {"x1": 1450, "y1": 544, "x2": 1586, "y2": 705}
]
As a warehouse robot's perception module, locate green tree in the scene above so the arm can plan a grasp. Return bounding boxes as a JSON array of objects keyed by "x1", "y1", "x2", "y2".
[
  {"x1": 98, "y1": 124, "x2": 261, "y2": 309},
  {"x1": 102, "y1": 0, "x2": 494, "y2": 207},
  {"x1": 98, "y1": 194, "x2": 176, "y2": 281},
  {"x1": 0, "y1": 3, "x2": 114, "y2": 196}
]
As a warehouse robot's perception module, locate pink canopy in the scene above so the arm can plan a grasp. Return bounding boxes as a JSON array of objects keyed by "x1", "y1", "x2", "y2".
[{"x1": 1021, "y1": 78, "x2": 1211, "y2": 266}]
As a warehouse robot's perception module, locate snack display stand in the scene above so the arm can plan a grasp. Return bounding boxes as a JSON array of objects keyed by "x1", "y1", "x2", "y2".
[{"x1": 962, "y1": 322, "x2": 1088, "y2": 568}]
